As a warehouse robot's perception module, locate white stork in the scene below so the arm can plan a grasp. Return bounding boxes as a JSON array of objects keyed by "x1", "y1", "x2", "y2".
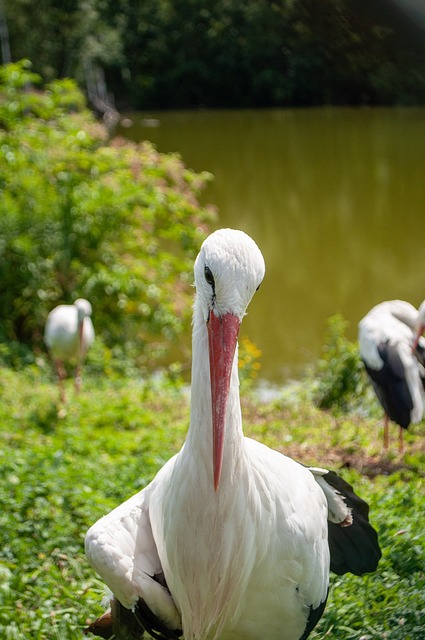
[
  {"x1": 44, "y1": 298, "x2": 95, "y2": 403},
  {"x1": 359, "y1": 299, "x2": 425, "y2": 453},
  {"x1": 85, "y1": 229, "x2": 380, "y2": 640}
]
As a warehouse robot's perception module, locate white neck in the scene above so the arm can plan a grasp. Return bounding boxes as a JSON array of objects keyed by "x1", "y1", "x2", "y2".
[
  {"x1": 185, "y1": 302, "x2": 244, "y2": 489},
  {"x1": 171, "y1": 303, "x2": 251, "y2": 640}
]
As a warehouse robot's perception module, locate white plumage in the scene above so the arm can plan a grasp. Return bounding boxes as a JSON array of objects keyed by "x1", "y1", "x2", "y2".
[
  {"x1": 359, "y1": 299, "x2": 425, "y2": 452},
  {"x1": 85, "y1": 229, "x2": 380, "y2": 640},
  {"x1": 44, "y1": 298, "x2": 95, "y2": 402}
]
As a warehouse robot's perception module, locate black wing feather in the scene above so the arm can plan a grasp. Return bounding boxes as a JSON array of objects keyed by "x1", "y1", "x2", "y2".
[
  {"x1": 85, "y1": 592, "x2": 183, "y2": 640},
  {"x1": 324, "y1": 471, "x2": 381, "y2": 576},
  {"x1": 134, "y1": 600, "x2": 183, "y2": 640},
  {"x1": 363, "y1": 340, "x2": 413, "y2": 428},
  {"x1": 299, "y1": 595, "x2": 328, "y2": 640}
]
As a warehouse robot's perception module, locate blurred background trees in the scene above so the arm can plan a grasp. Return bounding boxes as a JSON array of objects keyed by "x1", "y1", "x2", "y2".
[
  {"x1": 2, "y1": 0, "x2": 425, "y2": 110},
  {"x1": 2, "y1": 1, "x2": 425, "y2": 375},
  {"x1": 0, "y1": 61, "x2": 214, "y2": 371}
]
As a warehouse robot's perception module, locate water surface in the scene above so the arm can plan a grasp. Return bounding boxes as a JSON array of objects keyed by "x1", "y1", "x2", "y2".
[{"x1": 116, "y1": 108, "x2": 425, "y2": 383}]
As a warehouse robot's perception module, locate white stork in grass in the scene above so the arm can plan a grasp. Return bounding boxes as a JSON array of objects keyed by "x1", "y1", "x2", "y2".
[
  {"x1": 85, "y1": 229, "x2": 380, "y2": 640},
  {"x1": 359, "y1": 299, "x2": 425, "y2": 453},
  {"x1": 44, "y1": 298, "x2": 95, "y2": 403}
]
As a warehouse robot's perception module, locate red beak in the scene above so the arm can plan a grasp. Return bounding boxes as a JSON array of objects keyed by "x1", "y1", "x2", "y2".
[
  {"x1": 207, "y1": 311, "x2": 240, "y2": 492},
  {"x1": 78, "y1": 318, "x2": 85, "y2": 360}
]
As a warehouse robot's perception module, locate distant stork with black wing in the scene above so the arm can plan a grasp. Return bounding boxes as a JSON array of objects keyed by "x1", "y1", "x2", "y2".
[
  {"x1": 44, "y1": 298, "x2": 95, "y2": 403},
  {"x1": 85, "y1": 229, "x2": 380, "y2": 640},
  {"x1": 359, "y1": 299, "x2": 425, "y2": 452}
]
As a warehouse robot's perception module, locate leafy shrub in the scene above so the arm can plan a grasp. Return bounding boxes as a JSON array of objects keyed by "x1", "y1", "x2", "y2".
[
  {"x1": 0, "y1": 340, "x2": 36, "y2": 369},
  {"x1": 0, "y1": 60, "x2": 214, "y2": 371},
  {"x1": 312, "y1": 314, "x2": 369, "y2": 412}
]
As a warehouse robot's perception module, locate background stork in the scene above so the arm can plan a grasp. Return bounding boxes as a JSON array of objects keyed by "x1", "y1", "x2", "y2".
[
  {"x1": 85, "y1": 229, "x2": 380, "y2": 640},
  {"x1": 359, "y1": 299, "x2": 425, "y2": 453},
  {"x1": 44, "y1": 298, "x2": 95, "y2": 403}
]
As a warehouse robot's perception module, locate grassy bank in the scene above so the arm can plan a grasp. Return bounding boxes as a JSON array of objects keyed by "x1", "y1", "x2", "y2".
[{"x1": 0, "y1": 366, "x2": 424, "y2": 639}]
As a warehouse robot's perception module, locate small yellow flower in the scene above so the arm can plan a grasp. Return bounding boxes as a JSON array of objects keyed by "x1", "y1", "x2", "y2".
[{"x1": 238, "y1": 335, "x2": 262, "y2": 389}]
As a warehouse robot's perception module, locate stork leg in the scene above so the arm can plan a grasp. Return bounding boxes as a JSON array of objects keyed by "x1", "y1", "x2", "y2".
[
  {"x1": 383, "y1": 414, "x2": 389, "y2": 451},
  {"x1": 54, "y1": 359, "x2": 67, "y2": 403},
  {"x1": 398, "y1": 427, "x2": 404, "y2": 455},
  {"x1": 75, "y1": 364, "x2": 82, "y2": 394}
]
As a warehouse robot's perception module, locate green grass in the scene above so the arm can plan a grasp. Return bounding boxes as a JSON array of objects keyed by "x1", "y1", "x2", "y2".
[{"x1": 0, "y1": 366, "x2": 424, "y2": 639}]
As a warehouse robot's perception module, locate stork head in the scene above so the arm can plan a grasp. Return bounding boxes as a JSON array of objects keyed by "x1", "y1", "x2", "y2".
[
  {"x1": 412, "y1": 299, "x2": 425, "y2": 351},
  {"x1": 194, "y1": 229, "x2": 265, "y2": 490},
  {"x1": 75, "y1": 299, "x2": 92, "y2": 351},
  {"x1": 75, "y1": 298, "x2": 92, "y2": 320}
]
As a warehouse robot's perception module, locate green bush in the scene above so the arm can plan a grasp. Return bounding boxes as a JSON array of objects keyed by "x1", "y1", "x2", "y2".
[
  {"x1": 312, "y1": 314, "x2": 369, "y2": 412},
  {"x1": 0, "y1": 60, "x2": 214, "y2": 371}
]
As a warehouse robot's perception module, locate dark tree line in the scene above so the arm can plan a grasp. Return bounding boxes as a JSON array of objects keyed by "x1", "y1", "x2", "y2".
[{"x1": 3, "y1": 0, "x2": 425, "y2": 110}]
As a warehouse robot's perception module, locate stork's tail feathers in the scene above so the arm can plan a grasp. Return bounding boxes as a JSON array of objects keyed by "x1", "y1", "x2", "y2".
[
  {"x1": 310, "y1": 468, "x2": 382, "y2": 576},
  {"x1": 85, "y1": 597, "x2": 182, "y2": 640}
]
